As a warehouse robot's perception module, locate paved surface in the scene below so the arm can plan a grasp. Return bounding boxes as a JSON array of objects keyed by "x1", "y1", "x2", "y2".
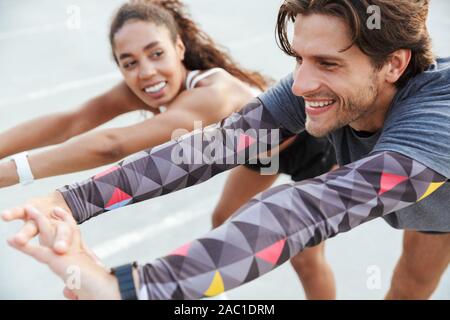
[{"x1": 0, "y1": 0, "x2": 448, "y2": 299}]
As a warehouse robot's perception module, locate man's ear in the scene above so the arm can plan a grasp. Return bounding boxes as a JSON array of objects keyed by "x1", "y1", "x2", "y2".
[
  {"x1": 175, "y1": 35, "x2": 186, "y2": 61},
  {"x1": 385, "y1": 49, "x2": 412, "y2": 84}
]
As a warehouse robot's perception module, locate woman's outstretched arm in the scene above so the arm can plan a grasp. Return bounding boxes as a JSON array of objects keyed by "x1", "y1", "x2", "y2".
[
  {"x1": 0, "y1": 82, "x2": 138, "y2": 161},
  {"x1": 0, "y1": 82, "x2": 230, "y2": 188}
]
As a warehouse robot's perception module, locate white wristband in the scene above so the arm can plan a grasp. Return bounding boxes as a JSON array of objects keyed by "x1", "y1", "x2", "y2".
[{"x1": 11, "y1": 152, "x2": 35, "y2": 186}]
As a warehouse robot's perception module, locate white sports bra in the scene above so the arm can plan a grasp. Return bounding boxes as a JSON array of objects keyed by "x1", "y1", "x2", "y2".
[{"x1": 185, "y1": 68, "x2": 223, "y2": 90}]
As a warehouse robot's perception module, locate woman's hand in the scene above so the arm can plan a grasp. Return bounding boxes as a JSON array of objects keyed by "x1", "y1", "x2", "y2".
[
  {"x1": 2, "y1": 192, "x2": 74, "y2": 254},
  {"x1": 7, "y1": 207, "x2": 121, "y2": 300}
]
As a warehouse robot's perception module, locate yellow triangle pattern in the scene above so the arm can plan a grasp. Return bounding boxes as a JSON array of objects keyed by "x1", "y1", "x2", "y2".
[
  {"x1": 417, "y1": 182, "x2": 445, "y2": 202},
  {"x1": 204, "y1": 271, "x2": 225, "y2": 297}
]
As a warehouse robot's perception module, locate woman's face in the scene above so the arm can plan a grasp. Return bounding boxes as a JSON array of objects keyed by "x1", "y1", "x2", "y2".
[{"x1": 113, "y1": 20, "x2": 186, "y2": 109}]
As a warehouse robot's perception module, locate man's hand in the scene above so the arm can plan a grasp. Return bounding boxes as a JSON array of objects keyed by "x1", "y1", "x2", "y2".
[
  {"x1": 7, "y1": 207, "x2": 121, "y2": 300},
  {"x1": 1, "y1": 191, "x2": 72, "y2": 253}
]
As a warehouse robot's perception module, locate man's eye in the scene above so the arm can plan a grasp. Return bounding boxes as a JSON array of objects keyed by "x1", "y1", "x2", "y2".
[{"x1": 320, "y1": 61, "x2": 338, "y2": 68}]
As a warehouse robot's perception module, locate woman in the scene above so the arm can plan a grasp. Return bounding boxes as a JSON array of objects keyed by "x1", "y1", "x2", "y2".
[
  {"x1": 2, "y1": 0, "x2": 337, "y2": 299},
  {"x1": 0, "y1": 0, "x2": 267, "y2": 186}
]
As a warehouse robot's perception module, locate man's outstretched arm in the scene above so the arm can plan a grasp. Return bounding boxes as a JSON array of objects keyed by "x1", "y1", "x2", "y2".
[
  {"x1": 136, "y1": 151, "x2": 446, "y2": 299},
  {"x1": 58, "y1": 99, "x2": 292, "y2": 224}
]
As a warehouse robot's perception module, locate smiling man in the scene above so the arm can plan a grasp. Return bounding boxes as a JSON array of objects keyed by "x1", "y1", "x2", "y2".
[
  {"x1": 291, "y1": 14, "x2": 392, "y2": 136},
  {"x1": 5, "y1": 0, "x2": 450, "y2": 300},
  {"x1": 270, "y1": 0, "x2": 450, "y2": 299}
]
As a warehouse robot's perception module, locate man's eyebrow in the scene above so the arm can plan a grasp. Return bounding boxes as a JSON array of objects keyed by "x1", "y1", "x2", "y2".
[
  {"x1": 118, "y1": 41, "x2": 160, "y2": 60},
  {"x1": 292, "y1": 49, "x2": 346, "y2": 64},
  {"x1": 313, "y1": 54, "x2": 345, "y2": 62}
]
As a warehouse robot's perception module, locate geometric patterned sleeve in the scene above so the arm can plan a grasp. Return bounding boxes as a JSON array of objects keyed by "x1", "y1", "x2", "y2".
[
  {"x1": 137, "y1": 151, "x2": 446, "y2": 299},
  {"x1": 57, "y1": 99, "x2": 293, "y2": 224}
]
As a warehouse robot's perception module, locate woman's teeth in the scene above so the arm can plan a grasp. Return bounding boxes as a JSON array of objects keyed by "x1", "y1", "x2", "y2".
[
  {"x1": 145, "y1": 82, "x2": 167, "y2": 94},
  {"x1": 305, "y1": 100, "x2": 335, "y2": 109}
]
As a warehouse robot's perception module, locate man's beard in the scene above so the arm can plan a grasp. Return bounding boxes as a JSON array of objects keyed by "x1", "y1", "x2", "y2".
[{"x1": 305, "y1": 73, "x2": 379, "y2": 138}]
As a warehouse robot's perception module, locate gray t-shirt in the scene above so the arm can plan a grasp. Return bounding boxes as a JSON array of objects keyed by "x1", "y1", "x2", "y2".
[{"x1": 258, "y1": 57, "x2": 450, "y2": 232}]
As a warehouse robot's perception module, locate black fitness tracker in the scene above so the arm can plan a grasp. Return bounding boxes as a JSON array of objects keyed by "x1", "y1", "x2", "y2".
[{"x1": 111, "y1": 262, "x2": 138, "y2": 300}]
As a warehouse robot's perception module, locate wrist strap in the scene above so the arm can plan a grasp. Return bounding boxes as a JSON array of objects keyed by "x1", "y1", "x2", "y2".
[
  {"x1": 11, "y1": 152, "x2": 35, "y2": 186},
  {"x1": 111, "y1": 262, "x2": 138, "y2": 300}
]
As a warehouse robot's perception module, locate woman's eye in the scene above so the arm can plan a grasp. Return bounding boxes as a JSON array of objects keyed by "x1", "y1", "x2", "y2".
[
  {"x1": 123, "y1": 61, "x2": 136, "y2": 69},
  {"x1": 295, "y1": 56, "x2": 303, "y2": 64},
  {"x1": 152, "y1": 51, "x2": 164, "y2": 58}
]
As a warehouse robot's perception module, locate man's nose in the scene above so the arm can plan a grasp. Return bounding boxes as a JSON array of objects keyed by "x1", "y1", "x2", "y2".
[{"x1": 291, "y1": 63, "x2": 321, "y2": 97}]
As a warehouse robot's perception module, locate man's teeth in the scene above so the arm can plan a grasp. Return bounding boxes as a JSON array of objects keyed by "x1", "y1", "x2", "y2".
[
  {"x1": 145, "y1": 82, "x2": 167, "y2": 94},
  {"x1": 305, "y1": 100, "x2": 335, "y2": 108}
]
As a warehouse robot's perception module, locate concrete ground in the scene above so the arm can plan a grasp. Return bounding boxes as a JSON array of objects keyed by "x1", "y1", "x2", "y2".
[{"x1": 0, "y1": 0, "x2": 448, "y2": 299}]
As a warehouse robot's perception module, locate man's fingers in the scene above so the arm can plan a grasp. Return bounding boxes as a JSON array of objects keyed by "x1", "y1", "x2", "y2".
[
  {"x1": 53, "y1": 222, "x2": 72, "y2": 254},
  {"x1": 7, "y1": 239, "x2": 53, "y2": 264},
  {"x1": 1, "y1": 210, "x2": 12, "y2": 221},
  {"x1": 53, "y1": 207, "x2": 77, "y2": 228},
  {"x1": 1, "y1": 207, "x2": 26, "y2": 222},
  {"x1": 25, "y1": 206, "x2": 53, "y2": 238},
  {"x1": 54, "y1": 207, "x2": 80, "y2": 246},
  {"x1": 63, "y1": 287, "x2": 79, "y2": 300},
  {"x1": 11, "y1": 220, "x2": 38, "y2": 246}
]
